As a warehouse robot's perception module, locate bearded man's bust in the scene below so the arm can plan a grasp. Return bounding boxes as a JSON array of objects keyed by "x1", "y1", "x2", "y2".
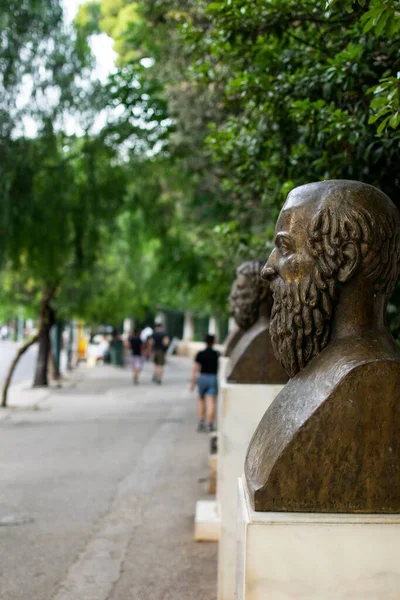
[
  {"x1": 245, "y1": 180, "x2": 400, "y2": 513},
  {"x1": 226, "y1": 260, "x2": 287, "y2": 384}
]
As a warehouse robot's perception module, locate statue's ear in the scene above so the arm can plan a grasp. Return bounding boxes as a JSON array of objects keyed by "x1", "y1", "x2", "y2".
[{"x1": 337, "y1": 242, "x2": 360, "y2": 283}]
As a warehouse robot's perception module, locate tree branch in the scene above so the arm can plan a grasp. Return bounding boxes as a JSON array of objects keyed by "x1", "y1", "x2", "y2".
[{"x1": 1, "y1": 334, "x2": 40, "y2": 407}]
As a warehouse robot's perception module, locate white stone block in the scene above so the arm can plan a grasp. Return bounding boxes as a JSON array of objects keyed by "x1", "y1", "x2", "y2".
[
  {"x1": 194, "y1": 500, "x2": 220, "y2": 542},
  {"x1": 217, "y1": 381, "x2": 283, "y2": 600},
  {"x1": 237, "y1": 476, "x2": 400, "y2": 600}
]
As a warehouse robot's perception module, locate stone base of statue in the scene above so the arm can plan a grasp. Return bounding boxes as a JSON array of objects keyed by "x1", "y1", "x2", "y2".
[
  {"x1": 217, "y1": 381, "x2": 283, "y2": 600},
  {"x1": 236, "y1": 476, "x2": 400, "y2": 600},
  {"x1": 192, "y1": 360, "x2": 229, "y2": 544},
  {"x1": 194, "y1": 499, "x2": 220, "y2": 541}
]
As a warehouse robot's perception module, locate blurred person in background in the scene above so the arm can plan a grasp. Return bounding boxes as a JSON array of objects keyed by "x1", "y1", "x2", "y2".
[
  {"x1": 190, "y1": 334, "x2": 220, "y2": 432},
  {"x1": 110, "y1": 330, "x2": 124, "y2": 367},
  {"x1": 140, "y1": 325, "x2": 153, "y2": 360},
  {"x1": 149, "y1": 323, "x2": 169, "y2": 384},
  {"x1": 128, "y1": 328, "x2": 143, "y2": 384}
]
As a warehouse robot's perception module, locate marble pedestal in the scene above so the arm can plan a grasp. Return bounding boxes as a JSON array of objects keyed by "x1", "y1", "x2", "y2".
[
  {"x1": 192, "y1": 360, "x2": 229, "y2": 544},
  {"x1": 237, "y1": 476, "x2": 400, "y2": 600},
  {"x1": 217, "y1": 381, "x2": 283, "y2": 600},
  {"x1": 194, "y1": 500, "x2": 220, "y2": 541}
]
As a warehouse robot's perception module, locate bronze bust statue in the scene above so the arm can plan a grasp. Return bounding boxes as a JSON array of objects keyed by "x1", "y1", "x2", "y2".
[
  {"x1": 226, "y1": 260, "x2": 287, "y2": 384},
  {"x1": 245, "y1": 180, "x2": 400, "y2": 513},
  {"x1": 223, "y1": 327, "x2": 243, "y2": 358}
]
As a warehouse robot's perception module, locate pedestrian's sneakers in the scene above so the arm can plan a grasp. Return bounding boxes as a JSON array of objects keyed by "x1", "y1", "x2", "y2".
[
  {"x1": 207, "y1": 423, "x2": 215, "y2": 433},
  {"x1": 197, "y1": 420, "x2": 206, "y2": 433}
]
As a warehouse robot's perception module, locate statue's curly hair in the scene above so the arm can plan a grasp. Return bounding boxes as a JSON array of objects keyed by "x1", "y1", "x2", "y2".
[
  {"x1": 232, "y1": 260, "x2": 271, "y2": 326},
  {"x1": 307, "y1": 194, "x2": 400, "y2": 297},
  {"x1": 236, "y1": 260, "x2": 268, "y2": 293}
]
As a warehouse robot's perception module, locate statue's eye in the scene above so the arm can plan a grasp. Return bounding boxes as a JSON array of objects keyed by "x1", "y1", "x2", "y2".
[
  {"x1": 275, "y1": 234, "x2": 293, "y2": 257},
  {"x1": 279, "y1": 242, "x2": 292, "y2": 257}
]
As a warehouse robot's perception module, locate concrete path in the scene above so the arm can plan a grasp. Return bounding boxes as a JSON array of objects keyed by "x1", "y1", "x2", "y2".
[{"x1": 0, "y1": 357, "x2": 216, "y2": 600}]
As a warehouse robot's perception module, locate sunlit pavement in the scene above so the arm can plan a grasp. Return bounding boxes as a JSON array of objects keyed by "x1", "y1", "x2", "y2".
[{"x1": 0, "y1": 357, "x2": 217, "y2": 600}]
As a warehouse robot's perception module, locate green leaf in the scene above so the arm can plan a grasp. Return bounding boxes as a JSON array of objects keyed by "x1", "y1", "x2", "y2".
[
  {"x1": 206, "y1": 2, "x2": 223, "y2": 11},
  {"x1": 389, "y1": 112, "x2": 400, "y2": 129},
  {"x1": 377, "y1": 115, "x2": 391, "y2": 134},
  {"x1": 368, "y1": 111, "x2": 389, "y2": 124},
  {"x1": 375, "y1": 10, "x2": 390, "y2": 36},
  {"x1": 370, "y1": 96, "x2": 388, "y2": 109}
]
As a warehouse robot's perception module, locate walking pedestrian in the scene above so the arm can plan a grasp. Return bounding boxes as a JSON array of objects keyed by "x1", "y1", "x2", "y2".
[
  {"x1": 149, "y1": 323, "x2": 170, "y2": 384},
  {"x1": 128, "y1": 328, "x2": 143, "y2": 384},
  {"x1": 140, "y1": 325, "x2": 153, "y2": 360},
  {"x1": 190, "y1": 334, "x2": 220, "y2": 432}
]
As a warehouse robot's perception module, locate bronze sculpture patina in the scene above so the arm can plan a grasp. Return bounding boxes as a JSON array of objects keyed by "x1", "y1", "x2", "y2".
[
  {"x1": 226, "y1": 260, "x2": 287, "y2": 384},
  {"x1": 223, "y1": 326, "x2": 243, "y2": 358},
  {"x1": 245, "y1": 180, "x2": 400, "y2": 513}
]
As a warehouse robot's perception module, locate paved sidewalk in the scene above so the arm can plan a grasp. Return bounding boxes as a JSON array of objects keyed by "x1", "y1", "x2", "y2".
[
  {"x1": 0, "y1": 374, "x2": 76, "y2": 421},
  {"x1": 0, "y1": 357, "x2": 217, "y2": 600}
]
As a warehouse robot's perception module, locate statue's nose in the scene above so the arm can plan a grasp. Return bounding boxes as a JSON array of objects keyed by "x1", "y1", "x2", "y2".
[
  {"x1": 261, "y1": 247, "x2": 278, "y2": 281},
  {"x1": 261, "y1": 264, "x2": 277, "y2": 281}
]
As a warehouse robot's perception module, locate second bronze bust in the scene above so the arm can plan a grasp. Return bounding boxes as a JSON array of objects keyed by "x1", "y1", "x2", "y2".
[{"x1": 227, "y1": 260, "x2": 287, "y2": 384}]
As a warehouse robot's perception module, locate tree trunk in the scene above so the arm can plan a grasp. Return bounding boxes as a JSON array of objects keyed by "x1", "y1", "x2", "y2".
[
  {"x1": 50, "y1": 322, "x2": 62, "y2": 381},
  {"x1": 1, "y1": 284, "x2": 59, "y2": 406},
  {"x1": 1, "y1": 334, "x2": 39, "y2": 407},
  {"x1": 33, "y1": 323, "x2": 51, "y2": 387},
  {"x1": 33, "y1": 304, "x2": 56, "y2": 388},
  {"x1": 48, "y1": 336, "x2": 61, "y2": 387}
]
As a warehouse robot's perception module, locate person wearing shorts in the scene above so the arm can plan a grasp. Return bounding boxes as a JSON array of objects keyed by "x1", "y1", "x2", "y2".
[
  {"x1": 191, "y1": 334, "x2": 220, "y2": 432},
  {"x1": 149, "y1": 323, "x2": 169, "y2": 384},
  {"x1": 128, "y1": 328, "x2": 143, "y2": 385}
]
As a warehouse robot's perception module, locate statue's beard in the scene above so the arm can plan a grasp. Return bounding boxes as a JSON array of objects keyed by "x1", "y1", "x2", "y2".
[
  {"x1": 269, "y1": 269, "x2": 338, "y2": 378},
  {"x1": 234, "y1": 298, "x2": 259, "y2": 330}
]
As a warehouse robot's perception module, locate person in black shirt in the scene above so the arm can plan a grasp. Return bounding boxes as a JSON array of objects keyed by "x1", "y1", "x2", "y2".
[
  {"x1": 128, "y1": 328, "x2": 143, "y2": 384},
  {"x1": 149, "y1": 323, "x2": 170, "y2": 384},
  {"x1": 191, "y1": 334, "x2": 220, "y2": 432}
]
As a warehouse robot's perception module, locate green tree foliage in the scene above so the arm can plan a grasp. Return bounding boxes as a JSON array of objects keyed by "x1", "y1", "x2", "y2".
[
  {"x1": 183, "y1": 0, "x2": 400, "y2": 207},
  {"x1": 0, "y1": 1, "x2": 128, "y2": 397},
  {"x1": 2, "y1": 0, "x2": 400, "y2": 353},
  {"x1": 76, "y1": 0, "x2": 399, "y2": 324},
  {"x1": 186, "y1": 0, "x2": 400, "y2": 324},
  {"x1": 5, "y1": 131, "x2": 126, "y2": 283},
  {"x1": 76, "y1": 0, "x2": 240, "y2": 316}
]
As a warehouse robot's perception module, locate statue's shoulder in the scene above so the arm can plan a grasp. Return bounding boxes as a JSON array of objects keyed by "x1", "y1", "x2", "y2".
[
  {"x1": 228, "y1": 318, "x2": 287, "y2": 384},
  {"x1": 245, "y1": 335, "x2": 400, "y2": 507},
  {"x1": 223, "y1": 327, "x2": 244, "y2": 357},
  {"x1": 292, "y1": 333, "x2": 400, "y2": 388},
  {"x1": 246, "y1": 336, "x2": 400, "y2": 512}
]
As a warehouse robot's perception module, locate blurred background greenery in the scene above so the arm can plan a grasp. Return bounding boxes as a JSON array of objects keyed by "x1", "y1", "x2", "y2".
[{"x1": 1, "y1": 0, "x2": 399, "y2": 333}]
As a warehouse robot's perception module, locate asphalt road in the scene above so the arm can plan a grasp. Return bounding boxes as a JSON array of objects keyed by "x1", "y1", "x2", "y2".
[
  {"x1": 0, "y1": 341, "x2": 38, "y2": 387},
  {"x1": 0, "y1": 358, "x2": 216, "y2": 600}
]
